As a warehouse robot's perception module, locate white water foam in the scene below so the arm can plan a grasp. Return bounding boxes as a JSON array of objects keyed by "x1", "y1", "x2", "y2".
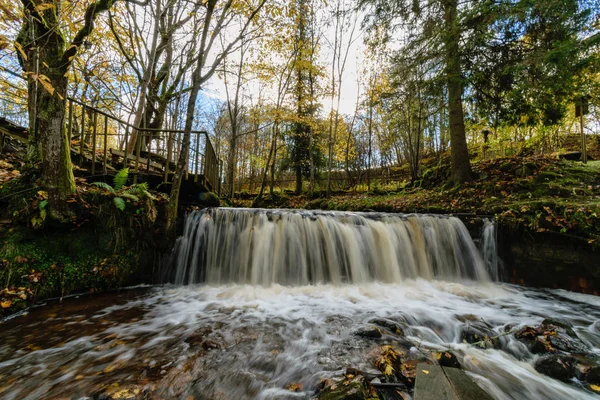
[{"x1": 1, "y1": 282, "x2": 598, "y2": 399}]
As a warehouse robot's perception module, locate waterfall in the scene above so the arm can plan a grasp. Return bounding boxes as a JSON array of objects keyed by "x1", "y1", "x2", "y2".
[
  {"x1": 481, "y1": 219, "x2": 501, "y2": 281},
  {"x1": 173, "y1": 208, "x2": 494, "y2": 286}
]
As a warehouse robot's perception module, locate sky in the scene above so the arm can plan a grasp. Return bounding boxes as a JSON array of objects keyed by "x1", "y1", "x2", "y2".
[{"x1": 203, "y1": 13, "x2": 367, "y2": 118}]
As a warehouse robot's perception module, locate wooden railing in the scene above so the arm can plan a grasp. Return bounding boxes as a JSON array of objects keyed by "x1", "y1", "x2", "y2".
[{"x1": 66, "y1": 98, "x2": 221, "y2": 193}]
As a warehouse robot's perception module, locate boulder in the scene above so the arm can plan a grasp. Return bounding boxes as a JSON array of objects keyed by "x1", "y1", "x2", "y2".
[
  {"x1": 435, "y1": 351, "x2": 461, "y2": 369},
  {"x1": 354, "y1": 326, "x2": 382, "y2": 339},
  {"x1": 534, "y1": 355, "x2": 576, "y2": 382},
  {"x1": 584, "y1": 366, "x2": 600, "y2": 385},
  {"x1": 369, "y1": 318, "x2": 405, "y2": 336}
]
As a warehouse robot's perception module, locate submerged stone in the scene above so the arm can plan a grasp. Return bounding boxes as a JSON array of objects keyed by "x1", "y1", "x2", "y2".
[
  {"x1": 585, "y1": 366, "x2": 600, "y2": 385},
  {"x1": 315, "y1": 375, "x2": 372, "y2": 400},
  {"x1": 541, "y1": 318, "x2": 578, "y2": 338},
  {"x1": 435, "y1": 351, "x2": 461, "y2": 369},
  {"x1": 355, "y1": 326, "x2": 383, "y2": 339},
  {"x1": 515, "y1": 319, "x2": 589, "y2": 355},
  {"x1": 534, "y1": 355, "x2": 577, "y2": 382},
  {"x1": 460, "y1": 324, "x2": 497, "y2": 349},
  {"x1": 369, "y1": 318, "x2": 405, "y2": 336}
]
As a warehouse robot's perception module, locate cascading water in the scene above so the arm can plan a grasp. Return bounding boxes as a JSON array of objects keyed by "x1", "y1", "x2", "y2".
[
  {"x1": 481, "y1": 218, "x2": 501, "y2": 281},
  {"x1": 173, "y1": 208, "x2": 493, "y2": 286}
]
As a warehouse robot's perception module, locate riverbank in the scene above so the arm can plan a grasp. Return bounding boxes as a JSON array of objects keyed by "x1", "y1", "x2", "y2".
[{"x1": 0, "y1": 156, "x2": 169, "y2": 316}]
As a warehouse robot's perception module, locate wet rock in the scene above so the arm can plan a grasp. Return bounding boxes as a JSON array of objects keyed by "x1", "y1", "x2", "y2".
[
  {"x1": 183, "y1": 327, "x2": 213, "y2": 347},
  {"x1": 435, "y1": 351, "x2": 461, "y2": 369},
  {"x1": 541, "y1": 318, "x2": 577, "y2": 338},
  {"x1": 515, "y1": 326, "x2": 547, "y2": 354},
  {"x1": 315, "y1": 375, "x2": 372, "y2": 400},
  {"x1": 201, "y1": 339, "x2": 223, "y2": 351},
  {"x1": 546, "y1": 333, "x2": 588, "y2": 354},
  {"x1": 534, "y1": 355, "x2": 576, "y2": 382},
  {"x1": 354, "y1": 326, "x2": 382, "y2": 339},
  {"x1": 346, "y1": 367, "x2": 384, "y2": 381},
  {"x1": 369, "y1": 318, "x2": 404, "y2": 336},
  {"x1": 515, "y1": 320, "x2": 588, "y2": 355},
  {"x1": 456, "y1": 314, "x2": 479, "y2": 323},
  {"x1": 584, "y1": 366, "x2": 600, "y2": 385},
  {"x1": 461, "y1": 325, "x2": 497, "y2": 349}
]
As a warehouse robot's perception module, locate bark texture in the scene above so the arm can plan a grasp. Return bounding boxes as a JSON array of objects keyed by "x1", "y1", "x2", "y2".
[{"x1": 443, "y1": 0, "x2": 473, "y2": 184}]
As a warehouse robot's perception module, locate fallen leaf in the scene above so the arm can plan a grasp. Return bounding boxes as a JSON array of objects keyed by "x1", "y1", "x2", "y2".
[
  {"x1": 590, "y1": 384, "x2": 600, "y2": 392},
  {"x1": 422, "y1": 369, "x2": 429, "y2": 375},
  {"x1": 1, "y1": 300, "x2": 12, "y2": 308}
]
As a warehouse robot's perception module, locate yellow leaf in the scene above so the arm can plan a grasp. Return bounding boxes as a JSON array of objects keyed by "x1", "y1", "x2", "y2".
[
  {"x1": 591, "y1": 385, "x2": 600, "y2": 392},
  {"x1": 0, "y1": 35, "x2": 9, "y2": 51},
  {"x1": 35, "y1": 3, "x2": 55, "y2": 12},
  {"x1": 38, "y1": 77, "x2": 55, "y2": 96},
  {"x1": 422, "y1": 369, "x2": 430, "y2": 375},
  {"x1": 434, "y1": 352, "x2": 441, "y2": 360},
  {"x1": 14, "y1": 41, "x2": 27, "y2": 61},
  {"x1": 42, "y1": 62, "x2": 49, "y2": 69},
  {"x1": 1, "y1": 300, "x2": 12, "y2": 309},
  {"x1": 384, "y1": 364, "x2": 394, "y2": 376}
]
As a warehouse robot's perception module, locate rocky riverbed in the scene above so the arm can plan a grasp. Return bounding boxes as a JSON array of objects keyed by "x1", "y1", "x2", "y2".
[{"x1": 0, "y1": 281, "x2": 599, "y2": 399}]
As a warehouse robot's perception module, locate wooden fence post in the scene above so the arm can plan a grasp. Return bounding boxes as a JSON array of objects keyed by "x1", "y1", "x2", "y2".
[
  {"x1": 103, "y1": 115, "x2": 108, "y2": 175},
  {"x1": 80, "y1": 105, "x2": 85, "y2": 166},
  {"x1": 91, "y1": 111, "x2": 97, "y2": 175}
]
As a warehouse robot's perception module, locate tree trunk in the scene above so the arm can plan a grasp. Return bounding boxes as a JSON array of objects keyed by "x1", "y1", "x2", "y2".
[
  {"x1": 443, "y1": 0, "x2": 472, "y2": 184},
  {"x1": 39, "y1": 72, "x2": 76, "y2": 220},
  {"x1": 270, "y1": 128, "x2": 277, "y2": 196},
  {"x1": 17, "y1": 1, "x2": 76, "y2": 220},
  {"x1": 166, "y1": 77, "x2": 200, "y2": 237},
  {"x1": 227, "y1": 132, "x2": 237, "y2": 198}
]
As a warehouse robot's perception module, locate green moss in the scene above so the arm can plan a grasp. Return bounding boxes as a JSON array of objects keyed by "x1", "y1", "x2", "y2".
[
  {"x1": 199, "y1": 192, "x2": 221, "y2": 207},
  {"x1": 0, "y1": 178, "x2": 164, "y2": 317},
  {"x1": 499, "y1": 162, "x2": 513, "y2": 172},
  {"x1": 0, "y1": 224, "x2": 140, "y2": 316}
]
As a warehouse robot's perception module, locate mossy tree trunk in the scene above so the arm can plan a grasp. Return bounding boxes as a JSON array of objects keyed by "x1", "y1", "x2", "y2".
[
  {"x1": 442, "y1": 0, "x2": 473, "y2": 184},
  {"x1": 17, "y1": 0, "x2": 140, "y2": 220}
]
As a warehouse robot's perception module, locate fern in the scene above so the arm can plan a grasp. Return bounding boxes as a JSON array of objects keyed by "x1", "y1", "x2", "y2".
[
  {"x1": 113, "y1": 197, "x2": 126, "y2": 211},
  {"x1": 127, "y1": 183, "x2": 157, "y2": 200},
  {"x1": 92, "y1": 168, "x2": 157, "y2": 211},
  {"x1": 92, "y1": 181, "x2": 116, "y2": 193},
  {"x1": 120, "y1": 193, "x2": 140, "y2": 202},
  {"x1": 113, "y1": 168, "x2": 129, "y2": 190}
]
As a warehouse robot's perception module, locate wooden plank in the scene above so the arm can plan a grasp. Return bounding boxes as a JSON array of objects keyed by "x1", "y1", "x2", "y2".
[
  {"x1": 110, "y1": 149, "x2": 164, "y2": 171},
  {"x1": 0, "y1": 128, "x2": 27, "y2": 143},
  {"x1": 415, "y1": 364, "x2": 458, "y2": 400},
  {"x1": 443, "y1": 367, "x2": 493, "y2": 400},
  {"x1": 0, "y1": 118, "x2": 28, "y2": 143}
]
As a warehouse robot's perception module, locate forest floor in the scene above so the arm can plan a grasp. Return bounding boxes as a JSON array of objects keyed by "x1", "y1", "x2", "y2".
[{"x1": 238, "y1": 156, "x2": 600, "y2": 244}]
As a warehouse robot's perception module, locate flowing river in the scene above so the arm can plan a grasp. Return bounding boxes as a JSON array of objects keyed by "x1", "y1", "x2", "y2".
[{"x1": 0, "y1": 209, "x2": 598, "y2": 400}]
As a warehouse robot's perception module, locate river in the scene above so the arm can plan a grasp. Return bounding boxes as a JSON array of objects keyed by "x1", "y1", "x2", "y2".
[{"x1": 0, "y1": 209, "x2": 598, "y2": 399}]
